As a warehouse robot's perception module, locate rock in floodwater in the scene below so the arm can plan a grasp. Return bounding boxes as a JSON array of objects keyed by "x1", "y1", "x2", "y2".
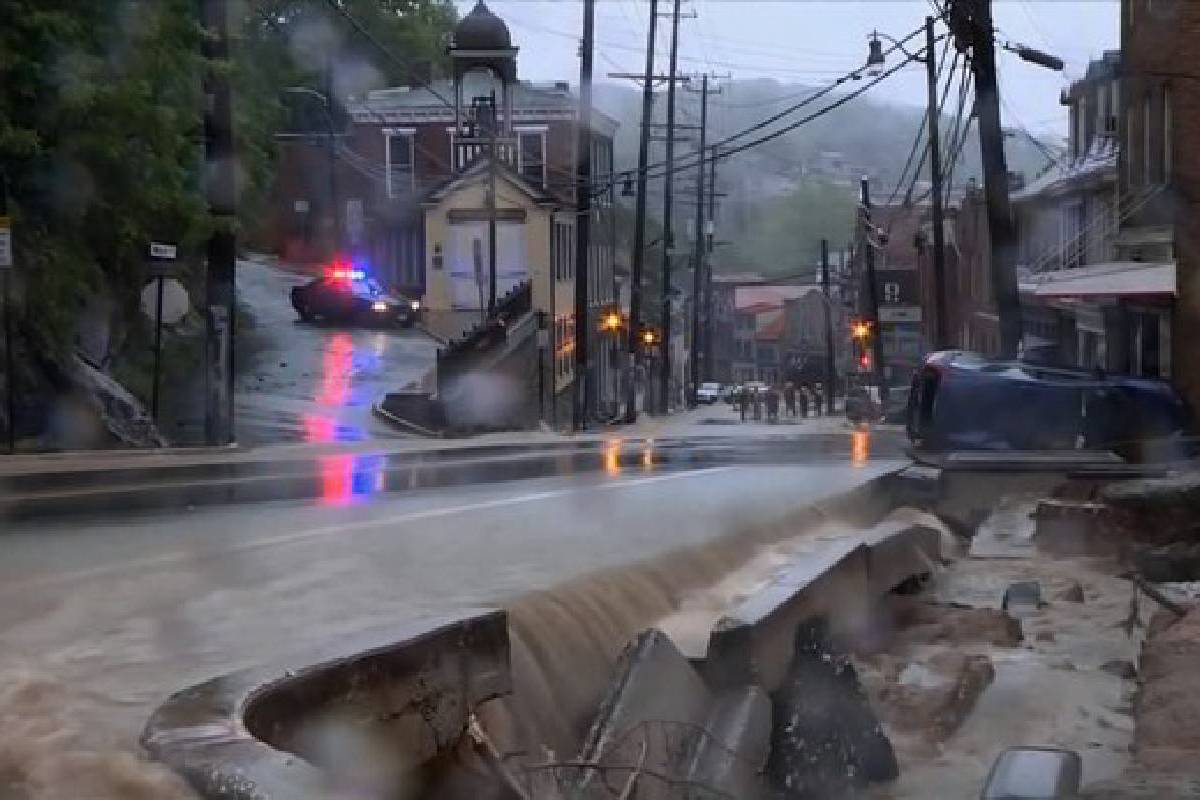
[
  {"x1": 1056, "y1": 581, "x2": 1086, "y2": 603},
  {"x1": 1101, "y1": 473, "x2": 1200, "y2": 546},
  {"x1": 1136, "y1": 543, "x2": 1200, "y2": 583},
  {"x1": 766, "y1": 619, "x2": 898, "y2": 798}
]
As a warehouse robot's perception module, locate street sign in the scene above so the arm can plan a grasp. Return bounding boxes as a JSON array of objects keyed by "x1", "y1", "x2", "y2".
[
  {"x1": 879, "y1": 306, "x2": 922, "y2": 323},
  {"x1": 141, "y1": 278, "x2": 190, "y2": 325},
  {"x1": 149, "y1": 242, "x2": 177, "y2": 260},
  {"x1": 0, "y1": 216, "x2": 11, "y2": 269}
]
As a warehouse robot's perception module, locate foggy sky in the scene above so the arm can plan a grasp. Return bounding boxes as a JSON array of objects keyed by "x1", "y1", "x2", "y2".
[{"x1": 459, "y1": 1, "x2": 1119, "y2": 142}]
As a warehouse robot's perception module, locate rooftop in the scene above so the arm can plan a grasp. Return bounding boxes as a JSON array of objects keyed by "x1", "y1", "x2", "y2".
[{"x1": 1010, "y1": 135, "x2": 1116, "y2": 204}]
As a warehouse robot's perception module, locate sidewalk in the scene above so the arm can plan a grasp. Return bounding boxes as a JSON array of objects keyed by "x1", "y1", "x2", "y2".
[{"x1": 0, "y1": 406, "x2": 861, "y2": 479}]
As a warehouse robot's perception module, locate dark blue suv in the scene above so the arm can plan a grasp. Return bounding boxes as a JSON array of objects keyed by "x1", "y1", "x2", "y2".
[{"x1": 906, "y1": 351, "x2": 1193, "y2": 461}]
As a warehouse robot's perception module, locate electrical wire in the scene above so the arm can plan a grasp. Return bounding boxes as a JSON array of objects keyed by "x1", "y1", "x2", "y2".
[
  {"x1": 554, "y1": 29, "x2": 928, "y2": 196},
  {"x1": 883, "y1": 37, "x2": 955, "y2": 208}
]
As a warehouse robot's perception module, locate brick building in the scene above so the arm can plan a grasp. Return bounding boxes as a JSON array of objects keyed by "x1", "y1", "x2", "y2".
[
  {"x1": 272, "y1": 2, "x2": 623, "y2": 421},
  {"x1": 1118, "y1": 0, "x2": 1191, "y2": 402},
  {"x1": 864, "y1": 203, "x2": 927, "y2": 384}
]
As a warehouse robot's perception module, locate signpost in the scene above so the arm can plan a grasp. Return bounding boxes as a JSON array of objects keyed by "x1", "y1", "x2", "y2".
[{"x1": 146, "y1": 242, "x2": 179, "y2": 421}]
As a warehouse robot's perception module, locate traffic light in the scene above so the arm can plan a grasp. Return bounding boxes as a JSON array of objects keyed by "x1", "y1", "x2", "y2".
[
  {"x1": 851, "y1": 319, "x2": 873, "y2": 341},
  {"x1": 599, "y1": 309, "x2": 623, "y2": 332},
  {"x1": 860, "y1": 352, "x2": 872, "y2": 370}
]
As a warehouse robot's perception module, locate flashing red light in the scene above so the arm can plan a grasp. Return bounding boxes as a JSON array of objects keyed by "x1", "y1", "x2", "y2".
[
  {"x1": 860, "y1": 353, "x2": 872, "y2": 369},
  {"x1": 326, "y1": 256, "x2": 365, "y2": 282}
]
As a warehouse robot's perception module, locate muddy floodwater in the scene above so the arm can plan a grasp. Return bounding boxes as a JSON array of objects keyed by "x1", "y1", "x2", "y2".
[{"x1": 0, "y1": 462, "x2": 899, "y2": 798}]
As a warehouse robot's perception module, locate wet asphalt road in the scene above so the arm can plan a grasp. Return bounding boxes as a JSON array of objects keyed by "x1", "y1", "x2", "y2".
[
  {"x1": 234, "y1": 259, "x2": 437, "y2": 445},
  {"x1": 0, "y1": 431, "x2": 906, "y2": 746}
]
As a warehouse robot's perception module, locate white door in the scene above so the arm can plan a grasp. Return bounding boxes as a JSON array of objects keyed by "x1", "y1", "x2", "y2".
[
  {"x1": 446, "y1": 222, "x2": 486, "y2": 309},
  {"x1": 445, "y1": 221, "x2": 529, "y2": 309}
]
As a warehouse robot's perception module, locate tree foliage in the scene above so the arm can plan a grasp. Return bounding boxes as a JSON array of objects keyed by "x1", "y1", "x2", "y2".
[
  {"x1": 0, "y1": 0, "x2": 457, "y2": 359},
  {"x1": 1, "y1": 0, "x2": 209, "y2": 349}
]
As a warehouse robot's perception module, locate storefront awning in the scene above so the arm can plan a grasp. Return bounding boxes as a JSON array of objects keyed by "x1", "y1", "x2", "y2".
[{"x1": 1023, "y1": 261, "x2": 1175, "y2": 300}]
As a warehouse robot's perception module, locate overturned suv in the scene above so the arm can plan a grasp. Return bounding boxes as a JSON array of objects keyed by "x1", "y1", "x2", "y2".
[{"x1": 906, "y1": 350, "x2": 1193, "y2": 462}]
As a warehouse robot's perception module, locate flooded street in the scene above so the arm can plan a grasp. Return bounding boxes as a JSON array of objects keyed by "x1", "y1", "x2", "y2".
[
  {"x1": 0, "y1": 452, "x2": 902, "y2": 790},
  {"x1": 234, "y1": 258, "x2": 438, "y2": 445}
]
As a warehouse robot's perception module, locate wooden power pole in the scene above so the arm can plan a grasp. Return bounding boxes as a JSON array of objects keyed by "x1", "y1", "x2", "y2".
[
  {"x1": 952, "y1": 0, "x2": 1022, "y2": 356},
  {"x1": 201, "y1": 0, "x2": 237, "y2": 445},
  {"x1": 658, "y1": 0, "x2": 682, "y2": 414},
  {"x1": 573, "y1": 0, "x2": 595, "y2": 430}
]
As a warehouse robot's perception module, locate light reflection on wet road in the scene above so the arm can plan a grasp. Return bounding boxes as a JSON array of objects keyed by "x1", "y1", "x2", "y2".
[{"x1": 235, "y1": 260, "x2": 436, "y2": 446}]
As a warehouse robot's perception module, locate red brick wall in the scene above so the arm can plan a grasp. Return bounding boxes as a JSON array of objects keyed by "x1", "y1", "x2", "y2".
[{"x1": 1122, "y1": 0, "x2": 1200, "y2": 404}]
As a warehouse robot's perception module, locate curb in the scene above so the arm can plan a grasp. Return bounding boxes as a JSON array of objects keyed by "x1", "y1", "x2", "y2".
[{"x1": 371, "y1": 402, "x2": 444, "y2": 439}]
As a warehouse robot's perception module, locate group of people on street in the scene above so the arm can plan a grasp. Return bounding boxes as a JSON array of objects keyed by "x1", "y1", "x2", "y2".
[{"x1": 735, "y1": 382, "x2": 823, "y2": 423}]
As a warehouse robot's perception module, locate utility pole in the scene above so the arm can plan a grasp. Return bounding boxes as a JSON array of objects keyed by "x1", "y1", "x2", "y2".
[
  {"x1": 924, "y1": 15, "x2": 948, "y2": 351},
  {"x1": 821, "y1": 239, "x2": 836, "y2": 416},
  {"x1": 953, "y1": 0, "x2": 1022, "y2": 356},
  {"x1": 573, "y1": 0, "x2": 595, "y2": 431},
  {"x1": 326, "y1": 53, "x2": 341, "y2": 256},
  {"x1": 860, "y1": 177, "x2": 887, "y2": 408},
  {"x1": 487, "y1": 94, "x2": 498, "y2": 315},
  {"x1": 687, "y1": 75, "x2": 708, "y2": 407},
  {"x1": 704, "y1": 143, "x2": 718, "y2": 383},
  {"x1": 622, "y1": 0, "x2": 657, "y2": 423},
  {"x1": 658, "y1": 0, "x2": 682, "y2": 414},
  {"x1": 201, "y1": 0, "x2": 237, "y2": 445}
]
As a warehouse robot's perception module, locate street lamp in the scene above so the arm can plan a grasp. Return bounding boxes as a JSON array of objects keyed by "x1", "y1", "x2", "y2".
[
  {"x1": 283, "y1": 86, "x2": 340, "y2": 255},
  {"x1": 865, "y1": 19, "x2": 949, "y2": 351}
]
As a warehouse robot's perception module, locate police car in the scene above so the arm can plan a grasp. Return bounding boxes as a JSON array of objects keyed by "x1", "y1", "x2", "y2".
[{"x1": 290, "y1": 262, "x2": 420, "y2": 328}]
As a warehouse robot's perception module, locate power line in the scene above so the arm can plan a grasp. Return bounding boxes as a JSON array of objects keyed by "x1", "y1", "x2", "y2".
[{"x1": 884, "y1": 37, "x2": 955, "y2": 208}]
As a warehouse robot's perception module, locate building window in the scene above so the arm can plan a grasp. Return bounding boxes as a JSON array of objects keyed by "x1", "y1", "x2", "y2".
[
  {"x1": 517, "y1": 130, "x2": 546, "y2": 188},
  {"x1": 385, "y1": 130, "x2": 415, "y2": 198},
  {"x1": 1163, "y1": 85, "x2": 1173, "y2": 181}
]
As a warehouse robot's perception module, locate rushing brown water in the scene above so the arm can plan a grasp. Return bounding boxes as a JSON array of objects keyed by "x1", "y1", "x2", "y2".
[
  {"x1": 0, "y1": 481, "x2": 898, "y2": 799},
  {"x1": 0, "y1": 669, "x2": 195, "y2": 799},
  {"x1": 490, "y1": 505, "x2": 888, "y2": 769}
]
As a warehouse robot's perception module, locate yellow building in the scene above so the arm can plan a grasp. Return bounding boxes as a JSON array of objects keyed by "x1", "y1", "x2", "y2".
[{"x1": 422, "y1": 158, "x2": 578, "y2": 396}]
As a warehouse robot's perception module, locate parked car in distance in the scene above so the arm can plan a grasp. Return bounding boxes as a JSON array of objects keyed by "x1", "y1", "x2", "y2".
[
  {"x1": 696, "y1": 382, "x2": 723, "y2": 404},
  {"x1": 906, "y1": 350, "x2": 1192, "y2": 460}
]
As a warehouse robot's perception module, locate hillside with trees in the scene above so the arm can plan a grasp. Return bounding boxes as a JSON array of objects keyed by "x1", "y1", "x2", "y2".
[{"x1": 593, "y1": 78, "x2": 1063, "y2": 278}]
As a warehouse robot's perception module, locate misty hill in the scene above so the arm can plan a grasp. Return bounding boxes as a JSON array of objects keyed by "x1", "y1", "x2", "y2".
[{"x1": 593, "y1": 78, "x2": 1063, "y2": 277}]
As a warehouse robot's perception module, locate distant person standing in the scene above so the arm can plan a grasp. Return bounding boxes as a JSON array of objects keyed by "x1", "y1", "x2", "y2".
[
  {"x1": 812, "y1": 383, "x2": 823, "y2": 417},
  {"x1": 798, "y1": 386, "x2": 809, "y2": 418},
  {"x1": 738, "y1": 386, "x2": 750, "y2": 421},
  {"x1": 783, "y1": 383, "x2": 797, "y2": 418},
  {"x1": 766, "y1": 387, "x2": 780, "y2": 422},
  {"x1": 752, "y1": 387, "x2": 763, "y2": 421}
]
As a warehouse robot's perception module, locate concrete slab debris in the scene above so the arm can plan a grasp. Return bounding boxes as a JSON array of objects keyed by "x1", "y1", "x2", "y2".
[{"x1": 766, "y1": 619, "x2": 898, "y2": 797}]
